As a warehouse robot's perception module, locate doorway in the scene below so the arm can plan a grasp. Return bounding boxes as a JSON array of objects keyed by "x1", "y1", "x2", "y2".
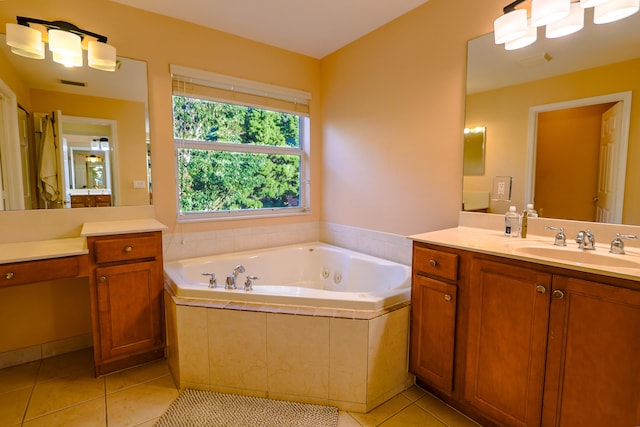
[{"x1": 525, "y1": 92, "x2": 631, "y2": 224}]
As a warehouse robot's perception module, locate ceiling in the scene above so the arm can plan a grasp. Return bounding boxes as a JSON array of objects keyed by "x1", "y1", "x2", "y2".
[
  {"x1": 467, "y1": 8, "x2": 640, "y2": 94},
  {"x1": 109, "y1": 0, "x2": 430, "y2": 59}
]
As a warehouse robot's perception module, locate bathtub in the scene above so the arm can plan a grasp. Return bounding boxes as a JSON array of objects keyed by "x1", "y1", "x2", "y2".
[{"x1": 164, "y1": 242, "x2": 411, "y2": 311}]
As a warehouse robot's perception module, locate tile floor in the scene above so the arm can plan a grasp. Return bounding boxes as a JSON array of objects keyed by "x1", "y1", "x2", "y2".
[{"x1": 0, "y1": 349, "x2": 482, "y2": 427}]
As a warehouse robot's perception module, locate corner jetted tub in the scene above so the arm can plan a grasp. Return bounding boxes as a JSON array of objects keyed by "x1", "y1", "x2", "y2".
[{"x1": 164, "y1": 242, "x2": 411, "y2": 311}]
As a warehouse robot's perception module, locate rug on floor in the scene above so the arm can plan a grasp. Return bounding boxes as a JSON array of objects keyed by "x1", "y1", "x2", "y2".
[{"x1": 154, "y1": 389, "x2": 339, "y2": 427}]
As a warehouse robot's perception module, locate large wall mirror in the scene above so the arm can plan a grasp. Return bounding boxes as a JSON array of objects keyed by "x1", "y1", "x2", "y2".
[
  {"x1": 464, "y1": 8, "x2": 640, "y2": 225},
  {"x1": 0, "y1": 33, "x2": 151, "y2": 210}
]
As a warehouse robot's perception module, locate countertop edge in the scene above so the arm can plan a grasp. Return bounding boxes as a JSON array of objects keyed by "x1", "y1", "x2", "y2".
[
  {"x1": 409, "y1": 227, "x2": 640, "y2": 282},
  {"x1": 0, "y1": 237, "x2": 88, "y2": 265}
]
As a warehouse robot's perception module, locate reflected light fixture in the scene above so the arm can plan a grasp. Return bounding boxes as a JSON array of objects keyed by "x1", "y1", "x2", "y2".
[
  {"x1": 506, "y1": 19, "x2": 538, "y2": 49},
  {"x1": 546, "y1": 2, "x2": 585, "y2": 37},
  {"x1": 5, "y1": 16, "x2": 117, "y2": 71},
  {"x1": 494, "y1": 0, "x2": 639, "y2": 49}
]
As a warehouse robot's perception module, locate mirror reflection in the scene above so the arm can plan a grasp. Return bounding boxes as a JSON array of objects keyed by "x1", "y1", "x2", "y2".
[
  {"x1": 0, "y1": 33, "x2": 151, "y2": 210},
  {"x1": 464, "y1": 8, "x2": 640, "y2": 225}
]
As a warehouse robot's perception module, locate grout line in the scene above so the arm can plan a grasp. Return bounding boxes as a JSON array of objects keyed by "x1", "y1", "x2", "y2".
[{"x1": 20, "y1": 359, "x2": 42, "y2": 426}]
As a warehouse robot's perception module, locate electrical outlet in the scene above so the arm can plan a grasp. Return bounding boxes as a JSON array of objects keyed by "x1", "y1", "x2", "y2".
[{"x1": 133, "y1": 180, "x2": 146, "y2": 189}]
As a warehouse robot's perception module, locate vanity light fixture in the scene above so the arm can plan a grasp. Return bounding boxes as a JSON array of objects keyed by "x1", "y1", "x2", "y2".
[
  {"x1": 5, "y1": 16, "x2": 117, "y2": 71},
  {"x1": 494, "y1": 0, "x2": 639, "y2": 49}
]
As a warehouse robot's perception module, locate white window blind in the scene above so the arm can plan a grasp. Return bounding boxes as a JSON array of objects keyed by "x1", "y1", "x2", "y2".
[{"x1": 170, "y1": 64, "x2": 311, "y2": 116}]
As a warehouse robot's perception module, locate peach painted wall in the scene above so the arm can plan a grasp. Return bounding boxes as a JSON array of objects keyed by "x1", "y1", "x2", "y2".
[
  {"x1": 29, "y1": 89, "x2": 149, "y2": 206},
  {"x1": 0, "y1": 0, "x2": 322, "y2": 235},
  {"x1": 0, "y1": 0, "x2": 321, "y2": 353},
  {"x1": 465, "y1": 57, "x2": 640, "y2": 224},
  {"x1": 319, "y1": 0, "x2": 504, "y2": 236}
]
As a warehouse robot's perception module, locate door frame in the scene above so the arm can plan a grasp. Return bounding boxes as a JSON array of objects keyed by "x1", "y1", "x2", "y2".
[{"x1": 525, "y1": 91, "x2": 632, "y2": 224}]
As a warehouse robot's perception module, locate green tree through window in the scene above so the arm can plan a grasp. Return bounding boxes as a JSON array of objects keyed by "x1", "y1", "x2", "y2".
[{"x1": 173, "y1": 96, "x2": 304, "y2": 215}]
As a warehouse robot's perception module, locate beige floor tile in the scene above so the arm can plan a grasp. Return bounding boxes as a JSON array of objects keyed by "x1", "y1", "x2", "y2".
[
  {"x1": 22, "y1": 397, "x2": 106, "y2": 427},
  {"x1": 0, "y1": 360, "x2": 39, "y2": 394},
  {"x1": 0, "y1": 387, "x2": 31, "y2": 426},
  {"x1": 401, "y1": 385, "x2": 427, "y2": 403},
  {"x1": 25, "y1": 370, "x2": 105, "y2": 420},
  {"x1": 106, "y1": 374, "x2": 178, "y2": 426},
  {"x1": 415, "y1": 393, "x2": 482, "y2": 427},
  {"x1": 105, "y1": 359, "x2": 172, "y2": 394},
  {"x1": 338, "y1": 411, "x2": 363, "y2": 427},
  {"x1": 37, "y1": 348, "x2": 95, "y2": 382},
  {"x1": 349, "y1": 394, "x2": 412, "y2": 426},
  {"x1": 379, "y1": 404, "x2": 446, "y2": 427}
]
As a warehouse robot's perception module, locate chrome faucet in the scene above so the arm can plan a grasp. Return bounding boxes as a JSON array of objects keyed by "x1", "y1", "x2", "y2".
[
  {"x1": 609, "y1": 233, "x2": 639, "y2": 255},
  {"x1": 544, "y1": 226, "x2": 566, "y2": 246},
  {"x1": 225, "y1": 265, "x2": 246, "y2": 289},
  {"x1": 576, "y1": 230, "x2": 595, "y2": 250},
  {"x1": 201, "y1": 272, "x2": 217, "y2": 288},
  {"x1": 244, "y1": 275, "x2": 259, "y2": 291}
]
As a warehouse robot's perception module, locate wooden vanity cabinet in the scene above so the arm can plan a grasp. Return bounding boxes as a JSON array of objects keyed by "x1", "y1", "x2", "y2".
[
  {"x1": 464, "y1": 258, "x2": 551, "y2": 427},
  {"x1": 542, "y1": 275, "x2": 640, "y2": 427},
  {"x1": 71, "y1": 194, "x2": 112, "y2": 208},
  {"x1": 411, "y1": 241, "x2": 640, "y2": 427},
  {"x1": 87, "y1": 231, "x2": 165, "y2": 376},
  {"x1": 410, "y1": 246, "x2": 459, "y2": 395}
]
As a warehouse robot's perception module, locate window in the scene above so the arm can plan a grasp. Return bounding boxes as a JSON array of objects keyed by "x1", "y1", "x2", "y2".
[{"x1": 171, "y1": 65, "x2": 311, "y2": 220}]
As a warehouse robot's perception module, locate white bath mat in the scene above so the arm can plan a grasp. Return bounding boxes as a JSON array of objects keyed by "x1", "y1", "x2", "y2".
[{"x1": 154, "y1": 389, "x2": 339, "y2": 427}]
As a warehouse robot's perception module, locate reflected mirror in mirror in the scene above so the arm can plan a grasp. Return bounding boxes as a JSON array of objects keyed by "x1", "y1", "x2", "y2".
[
  {"x1": 464, "y1": 8, "x2": 640, "y2": 225},
  {"x1": 0, "y1": 33, "x2": 151, "y2": 210},
  {"x1": 463, "y1": 126, "x2": 486, "y2": 176}
]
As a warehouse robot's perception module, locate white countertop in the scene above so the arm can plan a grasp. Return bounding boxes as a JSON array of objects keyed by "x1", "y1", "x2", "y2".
[
  {"x1": 0, "y1": 237, "x2": 88, "y2": 264},
  {"x1": 81, "y1": 218, "x2": 167, "y2": 237},
  {"x1": 410, "y1": 226, "x2": 640, "y2": 282}
]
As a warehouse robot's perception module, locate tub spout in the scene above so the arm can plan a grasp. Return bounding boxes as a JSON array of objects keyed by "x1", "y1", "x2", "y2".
[{"x1": 225, "y1": 265, "x2": 246, "y2": 289}]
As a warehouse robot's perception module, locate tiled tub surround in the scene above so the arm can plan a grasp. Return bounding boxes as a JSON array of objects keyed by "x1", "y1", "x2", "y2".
[
  {"x1": 162, "y1": 221, "x2": 413, "y2": 266},
  {"x1": 163, "y1": 241, "x2": 413, "y2": 412},
  {"x1": 164, "y1": 288, "x2": 413, "y2": 413}
]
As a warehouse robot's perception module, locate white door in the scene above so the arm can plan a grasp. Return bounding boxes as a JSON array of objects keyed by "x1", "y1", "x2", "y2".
[{"x1": 596, "y1": 102, "x2": 623, "y2": 223}]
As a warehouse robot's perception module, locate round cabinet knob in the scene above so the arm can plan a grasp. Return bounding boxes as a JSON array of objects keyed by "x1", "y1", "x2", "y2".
[
  {"x1": 5, "y1": 272, "x2": 14, "y2": 280},
  {"x1": 444, "y1": 294, "x2": 452, "y2": 302},
  {"x1": 536, "y1": 285, "x2": 547, "y2": 294},
  {"x1": 124, "y1": 246, "x2": 133, "y2": 253},
  {"x1": 552, "y1": 289, "x2": 565, "y2": 300},
  {"x1": 99, "y1": 276, "x2": 107, "y2": 283},
  {"x1": 429, "y1": 259, "x2": 438, "y2": 268}
]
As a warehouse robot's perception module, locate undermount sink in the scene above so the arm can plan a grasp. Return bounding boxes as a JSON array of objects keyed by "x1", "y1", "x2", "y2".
[{"x1": 513, "y1": 246, "x2": 640, "y2": 269}]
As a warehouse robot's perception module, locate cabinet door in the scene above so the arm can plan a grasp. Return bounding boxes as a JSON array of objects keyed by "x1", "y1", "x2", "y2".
[
  {"x1": 95, "y1": 260, "x2": 163, "y2": 361},
  {"x1": 410, "y1": 274, "x2": 457, "y2": 393},
  {"x1": 465, "y1": 258, "x2": 551, "y2": 427},
  {"x1": 542, "y1": 276, "x2": 640, "y2": 427}
]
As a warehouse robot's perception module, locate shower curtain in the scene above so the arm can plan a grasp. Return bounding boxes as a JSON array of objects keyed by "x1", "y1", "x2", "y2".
[{"x1": 38, "y1": 115, "x2": 60, "y2": 206}]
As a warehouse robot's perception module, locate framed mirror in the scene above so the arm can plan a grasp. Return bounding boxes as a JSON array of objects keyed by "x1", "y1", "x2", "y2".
[
  {"x1": 464, "y1": 8, "x2": 640, "y2": 224},
  {"x1": 463, "y1": 126, "x2": 486, "y2": 176},
  {"x1": 0, "y1": 33, "x2": 151, "y2": 210}
]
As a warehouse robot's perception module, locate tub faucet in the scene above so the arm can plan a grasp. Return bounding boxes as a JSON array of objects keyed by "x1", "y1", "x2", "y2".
[
  {"x1": 576, "y1": 230, "x2": 595, "y2": 250},
  {"x1": 201, "y1": 272, "x2": 217, "y2": 288},
  {"x1": 244, "y1": 276, "x2": 259, "y2": 291},
  {"x1": 225, "y1": 265, "x2": 246, "y2": 289}
]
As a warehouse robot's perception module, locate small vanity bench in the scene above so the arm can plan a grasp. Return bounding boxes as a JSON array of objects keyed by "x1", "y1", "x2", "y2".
[{"x1": 0, "y1": 218, "x2": 166, "y2": 376}]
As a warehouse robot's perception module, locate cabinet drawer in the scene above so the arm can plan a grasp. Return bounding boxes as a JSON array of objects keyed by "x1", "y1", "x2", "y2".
[
  {"x1": 93, "y1": 235, "x2": 159, "y2": 264},
  {"x1": 0, "y1": 256, "x2": 83, "y2": 287},
  {"x1": 414, "y1": 247, "x2": 458, "y2": 281}
]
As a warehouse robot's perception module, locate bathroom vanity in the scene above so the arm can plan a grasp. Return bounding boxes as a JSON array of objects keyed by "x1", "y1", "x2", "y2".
[
  {"x1": 0, "y1": 218, "x2": 166, "y2": 377},
  {"x1": 410, "y1": 226, "x2": 640, "y2": 427}
]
